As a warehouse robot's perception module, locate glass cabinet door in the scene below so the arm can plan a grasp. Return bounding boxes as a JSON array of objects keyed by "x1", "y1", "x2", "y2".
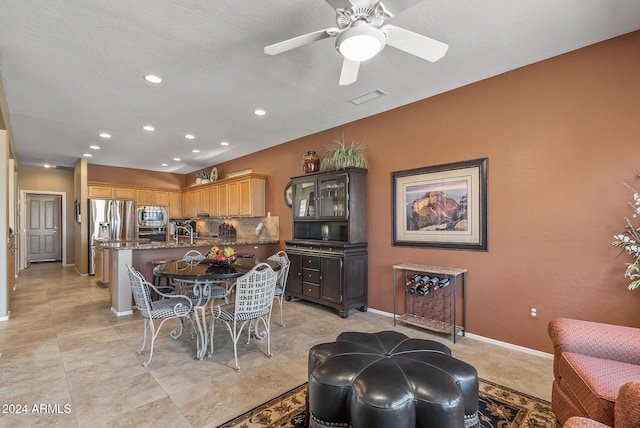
[
  {"x1": 318, "y1": 174, "x2": 347, "y2": 219},
  {"x1": 293, "y1": 179, "x2": 316, "y2": 219}
]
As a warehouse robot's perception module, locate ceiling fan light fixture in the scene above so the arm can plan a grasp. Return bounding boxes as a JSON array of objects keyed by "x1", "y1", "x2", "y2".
[{"x1": 336, "y1": 26, "x2": 386, "y2": 62}]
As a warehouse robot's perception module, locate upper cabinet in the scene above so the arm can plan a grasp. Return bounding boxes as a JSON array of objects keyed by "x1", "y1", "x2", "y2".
[
  {"x1": 88, "y1": 185, "x2": 113, "y2": 199},
  {"x1": 137, "y1": 189, "x2": 170, "y2": 206},
  {"x1": 88, "y1": 173, "x2": 266, "y2": 219},
  {"x1": 225, "y1": 176, "x2": 265, "y2": 217},
  {"x1": 114, "y1": 187, "x2": 136, "y2": 200},
  {"x1": 290, "y1": 168, "x2": 367, "y2": 243},
  {"x1": 169, "y1": 191, "x2": 181, "y2": 218}
]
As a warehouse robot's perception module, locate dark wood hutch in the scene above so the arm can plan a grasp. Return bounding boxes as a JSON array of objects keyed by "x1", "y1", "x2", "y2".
[{"x1": 285, "y1": 167, "x2": 368, "y2": 318}]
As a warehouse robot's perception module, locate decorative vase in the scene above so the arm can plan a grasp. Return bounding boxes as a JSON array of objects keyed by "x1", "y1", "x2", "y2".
[{"x1": 303, "y1": 150, "x2": 320, "y2": 174}]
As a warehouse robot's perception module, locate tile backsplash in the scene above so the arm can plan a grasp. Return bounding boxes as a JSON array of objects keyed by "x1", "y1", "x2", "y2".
[{"x1": 195, "y1": 216, "x2": 279, "y2": 241}]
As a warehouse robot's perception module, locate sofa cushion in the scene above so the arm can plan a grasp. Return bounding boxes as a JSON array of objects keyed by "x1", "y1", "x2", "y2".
[{"x1": 558, "y1": 352, "x2": 640, "y2": 422}]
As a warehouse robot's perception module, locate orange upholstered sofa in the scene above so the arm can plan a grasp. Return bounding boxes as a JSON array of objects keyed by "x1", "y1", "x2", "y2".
[{"x1": 548, "y1": 318, "x2": 640, "y2": 426}]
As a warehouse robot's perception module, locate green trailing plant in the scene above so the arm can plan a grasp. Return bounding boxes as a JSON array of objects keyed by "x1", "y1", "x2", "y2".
[{"x1": 320, "y1": 137, "x2": 368, "y2": 171}]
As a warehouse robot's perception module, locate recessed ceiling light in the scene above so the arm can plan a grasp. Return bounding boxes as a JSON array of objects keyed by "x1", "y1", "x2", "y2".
[
  {"x1": 143, "y1": 125, "x2": 155, "y2": 131},
  {"x1": 185, "y1": 134, "x2": 195, "y2": 140},
  {"x1": 83, "y1": 153, "x2": 93, "y2": 158},
  {"x1": 99, "y1": 133, "x2": 111, "y2": 138},
  {"x1": 43, "y1": 164, "x2": 52, "y2": 168},
  {"x1": 192, "y1": 149, "x2": 200, "y2": 153},
  {"x1": 161, "y1": 163, "x2": 168, "y2": 167},
  {"x1": 144, "y1": 75, "x2": 163, "y2": 84},
  {"x1": 173, "y1": 157, "x2": 181, "y2": 161},
  {"x1": 254, "y1": 109, "x2": 267, "y2": 116},
  {"x1": 220, "y1": 141, "x2": 230, "y2": 146},
  {"x1": 89, "y1": 145, "x2": 100, "y2": 150}
]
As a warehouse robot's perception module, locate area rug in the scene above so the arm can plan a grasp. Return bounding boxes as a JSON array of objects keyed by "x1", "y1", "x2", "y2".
[{"x1": 217, "y1": 378, "x2": 560, "y2": 428}]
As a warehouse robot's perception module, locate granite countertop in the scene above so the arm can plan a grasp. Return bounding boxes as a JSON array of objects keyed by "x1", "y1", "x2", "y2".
[{"x1": 102, "y1": 238, "x2": 279, "y2": 250}]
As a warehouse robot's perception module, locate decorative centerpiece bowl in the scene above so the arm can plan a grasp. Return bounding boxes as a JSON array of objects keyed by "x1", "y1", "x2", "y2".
[
  {"x1": 206, "y1": 245, "x2": 237, "y2": 267},
  {"x1": 209, "y1": 255, "x2": 237, "y2": 268}
]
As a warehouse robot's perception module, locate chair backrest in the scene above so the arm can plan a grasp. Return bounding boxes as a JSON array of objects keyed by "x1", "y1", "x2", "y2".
[
  {"x1": 127, "y1": 265, "x2": 153, "y2": 318},
  {"x1": 267, "y1": 251, "x2": 291, "y2": 293},
  {"x1": 180, "y1": 250, "x2": 206, "y2": 264},
  {"x1": 234, "y1": 262, "x2": 278, "y2": 320}
]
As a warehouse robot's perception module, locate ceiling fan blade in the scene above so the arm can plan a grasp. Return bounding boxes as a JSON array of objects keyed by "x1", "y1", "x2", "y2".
[
  {"x1": 324, "y1": 0, "x2": 357, "y2": 9},
  {"x1": 383, "y1": 25, "x2": 448, "y2": 62},
  {"x1": 378, "y1": 0, "x2": 425, "y2": 16},
  {"x1": 339, "y1": 58, "x2": 360, "y2": 86},
  {"x1": 264, "y1": 28, "x2": 338, "y2": 55}
]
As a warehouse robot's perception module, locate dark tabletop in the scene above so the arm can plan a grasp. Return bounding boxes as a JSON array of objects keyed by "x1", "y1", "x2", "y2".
[{"x1": 155, "y1": 257, "x2": 280, "y2": 281}]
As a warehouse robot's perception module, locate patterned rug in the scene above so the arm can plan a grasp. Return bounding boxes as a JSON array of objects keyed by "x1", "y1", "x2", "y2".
[{"x1": 217, "y1": 378, "x2": 560, "y2": 428}]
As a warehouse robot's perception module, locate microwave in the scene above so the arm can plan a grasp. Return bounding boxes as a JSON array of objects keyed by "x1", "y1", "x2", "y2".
[{"x1": 137, "y1": 206, "x2": 167, "y2": 227}]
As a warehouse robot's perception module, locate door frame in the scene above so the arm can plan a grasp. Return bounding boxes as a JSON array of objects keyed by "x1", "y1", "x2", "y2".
[{"x1": 20, "y1": 190, "x2": 67, "y2": 269}]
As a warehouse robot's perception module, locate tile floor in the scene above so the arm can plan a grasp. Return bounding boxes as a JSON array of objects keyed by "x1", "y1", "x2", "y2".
[{"x1": 0, "y1": 262, "x2": 555, "y2": 427}]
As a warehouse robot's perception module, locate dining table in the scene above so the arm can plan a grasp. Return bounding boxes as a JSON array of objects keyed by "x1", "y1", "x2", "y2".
[{"x1": 155, "y1": 257, "x2": 281, "y2": 360}]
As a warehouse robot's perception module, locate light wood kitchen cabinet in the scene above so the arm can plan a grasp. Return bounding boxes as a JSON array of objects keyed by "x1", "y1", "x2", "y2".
[
  {"x1": 195, "y1": 187, "x2": 209, "y2": 215},
  {"x1": 218, "y1": 183, "x2": 229, "y2": 216},
  {"x1": 153, "y1": 190, "x2": 170, "y2": 207},
  {"x1": 169, "y1": 191, "x2": 181, "y2": 218},
  {"x1": 137, "y1": 189, "x2": 170, "y2": 207},
  {"x1": 114, "y1": 187, "x2": 136, "y2": 200},
  {"x1": 209, "y1": 185, "x2": 220, "y2": 217},
  {"x1": 182, "y1": 189, "x2": 196, "y2": 218},
  {"x1": 136, "y1": 189, "x2": 153, "y2": 205},
  {"x1": 89, "y1": 185, "x2": 113, "y2": 199},
  {"x1": 88, "y1": 173, "x2": 265, "y2": 219},
  {"x1": 227, "y1": 176, "x2": 265, "y2": 216}
]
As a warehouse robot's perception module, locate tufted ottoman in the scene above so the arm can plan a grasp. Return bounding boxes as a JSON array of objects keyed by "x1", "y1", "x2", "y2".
[{"x1": 308, "y1": 331, "x2": 479, "y2": 428}]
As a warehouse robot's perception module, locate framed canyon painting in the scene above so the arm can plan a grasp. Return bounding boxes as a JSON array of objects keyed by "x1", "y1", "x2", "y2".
[{"x1": 392, "y1": 158, "x2": 488, "y2": 250}]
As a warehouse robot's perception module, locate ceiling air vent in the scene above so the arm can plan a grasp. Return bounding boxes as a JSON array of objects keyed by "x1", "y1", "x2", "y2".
[{"x1": 347, "y1": 88, "x2": 388, "y2": 105}]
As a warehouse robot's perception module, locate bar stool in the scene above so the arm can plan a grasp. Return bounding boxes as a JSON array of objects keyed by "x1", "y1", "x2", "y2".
[{"x1": 150, "y1": 259, "x2": 174, "y2": 299}]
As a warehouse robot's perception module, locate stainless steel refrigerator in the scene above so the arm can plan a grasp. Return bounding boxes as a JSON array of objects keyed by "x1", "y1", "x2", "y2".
[{"x1": 88, "y1": 199, "x2": 136, "y2": 275}]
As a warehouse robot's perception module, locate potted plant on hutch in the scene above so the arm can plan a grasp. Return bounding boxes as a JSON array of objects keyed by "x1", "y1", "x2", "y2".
[{"x1": 320, "y1": 137, "x2": 368, "y2": 171}]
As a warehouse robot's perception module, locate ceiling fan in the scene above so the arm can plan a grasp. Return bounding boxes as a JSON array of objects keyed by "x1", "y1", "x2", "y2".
[{"x1": 264, "y1": 0, "x2": 448, "y2": 85}]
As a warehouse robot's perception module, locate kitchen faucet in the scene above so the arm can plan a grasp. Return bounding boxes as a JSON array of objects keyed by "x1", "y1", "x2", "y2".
[{"x1": 175, "y1": 224, "x2": 194, "y2": 245}]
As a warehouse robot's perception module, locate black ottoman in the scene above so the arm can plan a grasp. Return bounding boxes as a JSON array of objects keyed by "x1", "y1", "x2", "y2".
[{"x1": 308, "y1": 331, "x2": 479, "y2": 428}]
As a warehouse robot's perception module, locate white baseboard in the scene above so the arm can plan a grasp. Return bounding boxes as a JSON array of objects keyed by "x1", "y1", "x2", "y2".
[
  {"x1": 111, "y1": 307, "x2": 133, "y2": 317},
  {"x1": 366, "y1": 307, "x2": 553, "y2": 359}
]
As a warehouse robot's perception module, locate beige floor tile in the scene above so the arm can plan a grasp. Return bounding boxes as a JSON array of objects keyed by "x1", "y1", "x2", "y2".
[{"x1": 0, "y1": 261, "x2": 555, "y2": 427}]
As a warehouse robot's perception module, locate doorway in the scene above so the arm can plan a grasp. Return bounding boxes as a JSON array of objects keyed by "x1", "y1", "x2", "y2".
[
  {"x1": 20, "y1": 191, "x2": 67, "y2": 269},
  {"x1": 26, "y1": 194, "x2": 62, "y2": 262}
]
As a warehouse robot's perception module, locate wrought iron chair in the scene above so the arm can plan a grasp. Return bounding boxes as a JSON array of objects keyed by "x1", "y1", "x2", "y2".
[
  {"x1": 209, "y1": 262, "x2": 277, "y2": 371},
  {"x1": 127, "y1": 266, "x2": 194, "y2": 367},
  {"x1": 267, "y1": 250, "x2": 291, "y2": 327}
]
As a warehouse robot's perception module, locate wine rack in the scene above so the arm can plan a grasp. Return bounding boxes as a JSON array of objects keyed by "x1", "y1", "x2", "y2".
[{"x1": 392, "y1": 263, "x2": 467, "y2": 343}]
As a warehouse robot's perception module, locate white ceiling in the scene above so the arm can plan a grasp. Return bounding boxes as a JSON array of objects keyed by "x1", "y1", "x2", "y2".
[{"x1": 1, "y1": 0, "x2": 639, "y2": 174}]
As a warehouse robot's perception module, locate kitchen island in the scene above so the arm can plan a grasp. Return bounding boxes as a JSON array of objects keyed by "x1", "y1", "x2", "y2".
[{"x1": 105, "y1": 239, "x2": 279, "y2": 315}]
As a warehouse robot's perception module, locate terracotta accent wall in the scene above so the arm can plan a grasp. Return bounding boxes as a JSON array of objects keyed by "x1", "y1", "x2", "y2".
[
  {"x1": 205, "y1": 31, "x2": 640, "y2": 352},
  {"x1": 88, "y1": 31, "x2": 640, "y2": 352}
]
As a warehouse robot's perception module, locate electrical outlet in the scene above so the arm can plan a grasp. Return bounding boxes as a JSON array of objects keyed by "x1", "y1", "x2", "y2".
[{"x1": 529, "y1": 305, "x2": 538, "y2": 318}]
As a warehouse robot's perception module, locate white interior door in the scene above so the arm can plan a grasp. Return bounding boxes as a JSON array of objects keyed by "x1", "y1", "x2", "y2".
[{"x1": 27, "y1": 194, "x2": 62, "y2": 262}]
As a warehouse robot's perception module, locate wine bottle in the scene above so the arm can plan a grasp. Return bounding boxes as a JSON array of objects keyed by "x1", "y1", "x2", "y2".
[
  {"x1": 405, "y1": 274, "x2": 421, "y2": 295},
  {"x1": 428, "y1": 276, "x2": 440, "y2": 290},
  {"x1": 405, "y1": 274, "x2": 422, "y2": 287},
  {"x1": 416, "y1": 283, "x2": 430, "y2": 296},
  {"x1": 437, "y1": 277, "x2": 450, "y2": 289}
]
